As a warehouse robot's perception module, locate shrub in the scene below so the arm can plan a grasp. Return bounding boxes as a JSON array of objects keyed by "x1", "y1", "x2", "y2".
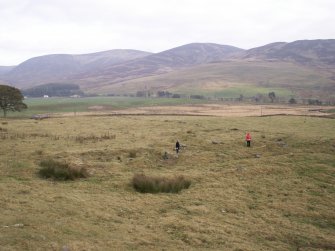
[
  {"x1": 35, "y1": 150, "x2": 43, "y2": 155},
  {"x1": 289, "y1": 98, "x2": 297, "y2": 104},
  {"x1": 129, "y1": 150, "x2": 137, "y2": 158},
  {"x1": 132, "y1": 173, "x2": 191, "y2": 193},
  {"x1": 74, "y1": 133, "x2": 115, "y2": 143},
  {"x1": 38, "y1": 159, "x2": 89, "y2": 181},
  {"x1": 190, "y1": 94, "x2": 205, "y2": 99}
]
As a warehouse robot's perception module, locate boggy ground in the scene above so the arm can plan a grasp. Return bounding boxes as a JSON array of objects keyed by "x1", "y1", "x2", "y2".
[{"x1": 0, "y1": 115, "x2": 334, "y2": 250}]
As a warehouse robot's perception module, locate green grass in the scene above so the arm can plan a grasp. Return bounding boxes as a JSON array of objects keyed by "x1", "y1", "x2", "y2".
[
  {"x1": 6, "y1": 96, "x2": 211, "y2": 118},
  {"x1": 324, "y1": 108, "x2": 335, "y2": 113},
  {"x1": 177, "y1": 85, "x2": 292, "y2": 98}
]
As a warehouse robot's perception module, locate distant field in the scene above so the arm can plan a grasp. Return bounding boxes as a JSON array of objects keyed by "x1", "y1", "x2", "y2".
[
  {"x1": 5, "y1": 97, "x2": 335, "y2": 119},
  {"x1": 177, "y1": 85, "x2": 292, "y2": 98},
  {"x1": 9, "y1": 97, "x2": 211, "y2": 118},
  {"x1": 0, "y1": 115, "x2": 334, "y2": 250}
]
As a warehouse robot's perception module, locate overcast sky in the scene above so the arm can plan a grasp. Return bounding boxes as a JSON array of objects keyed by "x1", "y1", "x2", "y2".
[{"x1": 0, "y1": 0, "x2": 334, "y2": 65}]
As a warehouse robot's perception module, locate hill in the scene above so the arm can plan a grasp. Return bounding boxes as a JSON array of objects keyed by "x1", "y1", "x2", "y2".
[
  {"x1": 85, "y1": 40, "x2": 335, "y2": 100},
  {"x1": 1, "y1": 39, "x2": 335, "y2": 100},
  {"x1": 238, "y1": 39, "x2": 335, "y2": 67},
  {"x1": 72, "y1": 43, "x2": 244, "y2": 87},
  {"x1": 2, "y1": 49, "x2": 152, "y2": 88},
  {"x1": 0, "y1": 66, "x2": 15, "y2": 75},
  {"x1": 88, "y1": 60, "x2": 335, "y2": 100}
]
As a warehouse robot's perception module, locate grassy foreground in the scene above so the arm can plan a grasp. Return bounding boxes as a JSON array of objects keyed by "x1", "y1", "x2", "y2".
[{"x1": 0, "y1": 115, "x2": 334, "y2": 250}]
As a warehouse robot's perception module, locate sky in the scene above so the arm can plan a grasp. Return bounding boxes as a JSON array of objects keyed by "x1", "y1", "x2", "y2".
[{"x1": 0, "y1": 0, "x2": 334, "y2": 65}]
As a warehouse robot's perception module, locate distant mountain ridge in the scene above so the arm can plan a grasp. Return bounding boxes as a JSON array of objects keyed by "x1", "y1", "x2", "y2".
[
  {"x1": 1, "y1": 39, "x2": 334, "y2": 100},
  {"x1": 74, "y1": 43, "x2": 244, "y2": 88},
  {"x1": 239, "y1": 39, "x2": 335, "y2": 67},
  {"x1": 0, "y1": 66, "x2": 15, "y2": 75},
  {"x1": 2, "y1": 49, "x2": 152, "y2": 88}
]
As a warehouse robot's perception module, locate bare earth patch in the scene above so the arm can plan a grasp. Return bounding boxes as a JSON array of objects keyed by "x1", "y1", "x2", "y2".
[{"x1": 88, "y1": 105, "x2": 105, "y2": 110}]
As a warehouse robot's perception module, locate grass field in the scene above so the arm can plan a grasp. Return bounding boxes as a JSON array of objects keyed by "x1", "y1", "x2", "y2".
[
  {"x1": 7, "y1": 96, "x2": 334, "y2": 119},
  {"x1": 0, "y1": 114, "x2": 334, "y2": 250}
]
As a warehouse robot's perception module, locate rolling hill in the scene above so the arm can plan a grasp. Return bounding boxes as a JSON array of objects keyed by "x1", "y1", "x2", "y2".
[
  {"x1": 238, "y1": 39, "x2": 335, "y2": 67},
  {"x1": 91, "y1": 60, "x2": 335, "y2": 99},
  {"x1": 1, "y1": 39, "x2": 335, "y2": 100},
  {"x1": 0, "y1": 66, "x2": 15, "y2": 75},
  {"x1": 1, "y1": 49, "x2": 152, "y2": 88},
  {"x1": 72, "y1": 43, "x2": 244, "y2": 89}
]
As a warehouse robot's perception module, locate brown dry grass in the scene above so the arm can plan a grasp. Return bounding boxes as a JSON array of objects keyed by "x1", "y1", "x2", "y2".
[
  {"x1": 0, "y1": 115, "x2": 334, "y2": 250},
  {"x1": 56, "y1": 104, "x2": 335, "y2": 118}
]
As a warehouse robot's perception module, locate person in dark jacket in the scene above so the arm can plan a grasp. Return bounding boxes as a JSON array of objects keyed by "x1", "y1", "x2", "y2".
[{"x1": 175, "y1": 140, "x2": 180, "y2": 154}]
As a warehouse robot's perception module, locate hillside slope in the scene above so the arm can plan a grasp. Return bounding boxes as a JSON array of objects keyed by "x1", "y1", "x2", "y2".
[
  {"x1": 73, "y1": 43, "x2": 244, "y2": 86},
  {"x1": 89, "y1": 60, "x2": 335, "y2": 99},
  {"x1": 1, "y1": 39, "x2": 334, "y2": 100},
  {"x1": 0, "y1": 66, "x2": 15, "y2": 75},
  {"x1": 239, "y1": 39, "x2": 335, "y2": 67},
  {"x1": 2, "y1": 49, "x2": 152, "y2": 88}
]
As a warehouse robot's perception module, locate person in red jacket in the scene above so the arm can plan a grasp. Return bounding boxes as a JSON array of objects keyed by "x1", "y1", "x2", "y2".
[{"x1": 245, "y1": 132, "x2": 251, "y2": 147}]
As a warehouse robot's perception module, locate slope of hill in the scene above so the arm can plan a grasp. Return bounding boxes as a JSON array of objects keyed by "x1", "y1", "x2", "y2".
[
  {"x1": 5, "y1": 54, "x2": 81, "y2": 87},
  {"x1": 74, "y1": 43, "x2": 244, "y2": 85},
  {"x1": 89, "y1": 60, "x2": 335, "y2": 99},
  {"x1": 139, "y1": 43, "x2": 244, "y2": 67},
  {"x1": 240, "y1": 39, "x2": 335, "y2": 67},
  {"x1": 74, "y1": 49, "x2": 152, "y2": 71},
  {"x1": 1, "y1": 39, "x2": 334, "y2": 100},
  {"x1": 0, "y1": 66, "x2": 15, "y2": 75},
  {"x1": 2, "y1": 50, "x2": 152, "y2": 88}
]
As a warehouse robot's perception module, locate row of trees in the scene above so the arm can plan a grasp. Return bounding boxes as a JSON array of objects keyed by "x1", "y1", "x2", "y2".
[
  {"x1": 137, "y1": 90, "x2": 333, "y2": 105},
  {"x1": 136, "y1": 90, "x2": 278, "y2": 102},
  {"x1": 23, "y1": 83, "x2": 84, "y2": 97}
]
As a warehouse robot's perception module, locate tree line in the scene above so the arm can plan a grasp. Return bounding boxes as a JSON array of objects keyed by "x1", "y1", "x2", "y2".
[{"x1": 22, "y1": 83, "x2": 84, "y2": 97}]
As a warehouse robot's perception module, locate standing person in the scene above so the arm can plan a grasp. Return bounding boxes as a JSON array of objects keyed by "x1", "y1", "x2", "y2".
[
  {"x1": 245, "y1": 132, "x2": 251, "y2": 147},
  {"x1": 175, "y1": 140, "x2": 180, "y2": 154}
]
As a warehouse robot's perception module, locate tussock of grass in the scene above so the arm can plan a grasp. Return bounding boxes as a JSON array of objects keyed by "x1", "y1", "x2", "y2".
[
  {"x1": 38, "y1": 159, "x2": 89, "y2": 181},
  {"x1": 129, "y1": 150, "x2": 137, "y2": 158},
  {"x1": 74, "y1": 133, "x2": 116, "y2": 143},
  {"x1": 132, "y1": 173, "x2": 191, "y2": 193}
]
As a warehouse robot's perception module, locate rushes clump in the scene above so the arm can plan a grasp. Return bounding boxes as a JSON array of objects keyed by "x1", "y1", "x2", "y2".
[
  {"x1": 132, "y1": 173, "x2": 191, "y2": 193},
  {"x1": 38, "y1": 159, "x2": 89, "y2": 181}
]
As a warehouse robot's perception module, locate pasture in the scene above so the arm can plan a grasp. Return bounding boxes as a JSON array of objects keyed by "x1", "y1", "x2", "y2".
[
  {"x1": 9, "y1": 97, "x2": 211, "y2": 118},
  {"x1": 0, "y1": 114, "x2": 334, "y2": 250},
  {"x1": 7, "y1": 96, "x2": 334, "y2": 119}
]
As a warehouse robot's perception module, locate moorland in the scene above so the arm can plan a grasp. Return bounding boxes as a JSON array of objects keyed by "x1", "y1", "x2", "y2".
[
  {"x1": 1, "y1": 106, "x2": 334, "y2": 250},
  {"x1": 1, "y1": 38, "x2": 334, "y2": 250}
]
